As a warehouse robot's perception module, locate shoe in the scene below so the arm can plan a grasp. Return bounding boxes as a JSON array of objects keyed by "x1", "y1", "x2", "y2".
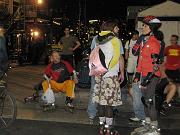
[
  {"x1": 65, "y1": 97, "x2": 74, "y2": 108},
  {"x1": 143, "y1": 126, "x2": 160, "y2": 135},
  {"x1": 129, "y1": 117, "x2": 141, "y2": 122},
  {"x1": 89, "y1": 118, "x2": 94, "y2": 125},
  {"x1": 133, "y1": 123, "x2": 150, "y2": 133},
  {"x1": 104, "y1": 125, "x2": 120, "y2": 135},
  {"x1": 43, "y1": 103, "x2": 56, "y2": 111},
  {"x1": 98, "y1": 122, "x2": 105, "y2": 135},
  {"x1": 159, "y1": 109, "x2": 167, "y2": 116},
  {"x1": 144, "y1": 130, "x2": 160, "y2": 135},
  {"x1": 162, "y1": 102, "x2": 171, "y2": 110},
  {"x1": 66, "y1": 102, "x2": 74, "y2": 108},
  {"x1": 24, "y1": 93, "x2": 39, "y2": 103},
  {"x1": 0, "y1": 80, "x2": 6, "y2": 86},
  {"x1": 113, "y1": 109, "x2": 119, "y2": 116}
]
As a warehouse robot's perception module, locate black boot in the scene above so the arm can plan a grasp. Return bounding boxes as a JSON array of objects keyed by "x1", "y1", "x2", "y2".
[{"x1": 65, "y1": 97, "x2": 74, "y2": 114}]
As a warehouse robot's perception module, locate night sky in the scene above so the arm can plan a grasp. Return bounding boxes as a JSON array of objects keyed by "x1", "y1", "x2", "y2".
[{"x1": 49, "y1": 0, "x2": 180, "y2": 20}]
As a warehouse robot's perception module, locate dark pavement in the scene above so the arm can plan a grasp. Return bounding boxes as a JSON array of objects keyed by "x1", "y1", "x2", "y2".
[
  {"x1": 0, "y1": 119, "x2": 180, "y2": 135},
  {"x1": 1, "y1": 65, "x2": 180, "y2": 135},
  {"x1": 0, "y1": 119, "x2": 132, "y2": 135}
]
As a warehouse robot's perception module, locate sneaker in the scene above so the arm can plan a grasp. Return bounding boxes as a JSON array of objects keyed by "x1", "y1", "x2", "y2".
[
  {"x1": 89, "y1": 118, "x2": 94, "y2": 125},
  {"x1": 143, "y1": 127, "x2": 160, "y2": 135},
  {"x1": 98, "y1": 122, "x2": 105, "y2": 135},
  {"x1": 104, "y1": 125, "x2": 120, "y2": 135},
  {"x1": 66, "y1": 102, "x2": 74, "y2": 108},
  {"x1": 160, "y1": 109, "x2": 167, "y2": 116},
  {"x1": 43, "y1": 103, "x2": 56, "y2": 111},
  {"x1": 129, "y1": 117, "x2": 141, "y2": 122},
  {"x1": 133, "y1": 124, "x2": 150, "y2": 133},
  {"x1": 113, "y1": 109, "x2": 119, "y2": 116},
  {"x1": 162, "y1": 102, "x2": 171, "y2": 109}
]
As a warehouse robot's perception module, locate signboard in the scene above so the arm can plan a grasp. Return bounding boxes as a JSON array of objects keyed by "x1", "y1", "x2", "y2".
[{"x1": 46, "y1": 44, "x2": 63, "y2": 55}]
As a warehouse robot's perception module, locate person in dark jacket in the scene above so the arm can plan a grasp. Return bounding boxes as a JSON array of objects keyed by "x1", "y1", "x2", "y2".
[{"x1": 0, "y1": 26, "x2": 8, "y2": 79}]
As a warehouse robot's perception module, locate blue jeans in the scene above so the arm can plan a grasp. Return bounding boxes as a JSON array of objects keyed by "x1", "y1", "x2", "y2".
[
  {"x1": 132, "y1": 83, "x2": 145, "y2": 120},
  {"x1": 87, "y1": 76, "x2": 97, "y2": 119}
]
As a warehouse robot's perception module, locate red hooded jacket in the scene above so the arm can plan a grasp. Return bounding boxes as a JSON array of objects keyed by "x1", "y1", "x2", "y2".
[{"x1": 136, "y1": 35, "x2": 161, "y2": 77}]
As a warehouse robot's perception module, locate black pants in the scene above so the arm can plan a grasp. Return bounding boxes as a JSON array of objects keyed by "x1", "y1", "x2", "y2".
[
  {"x1": 165, "y1": 69, "x2": 180, "y2": 83},
  {"x1": 142, "y1": 76, "x2": 159, "y2": 121},
  {"x1": 155, "y1": 78, "x2": 169, "y2": 111}
]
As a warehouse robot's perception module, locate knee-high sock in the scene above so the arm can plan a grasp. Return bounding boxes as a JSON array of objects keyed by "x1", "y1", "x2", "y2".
[{"x1": 106, "y1": 117, "x2": 113, "y2": 126}]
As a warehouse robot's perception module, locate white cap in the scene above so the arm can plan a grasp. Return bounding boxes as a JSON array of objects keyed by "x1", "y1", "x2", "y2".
[{"x1": 149, "y1": 18, "x2": 161, "y2": 23}]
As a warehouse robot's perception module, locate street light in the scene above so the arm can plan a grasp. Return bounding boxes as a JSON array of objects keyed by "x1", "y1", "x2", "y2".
[
  {"x1": 31, "y1": 30, "x2": 40, "y2": 37},
  {"x1": 37, "y1": 0, "x2": 43, "y2": 5}
]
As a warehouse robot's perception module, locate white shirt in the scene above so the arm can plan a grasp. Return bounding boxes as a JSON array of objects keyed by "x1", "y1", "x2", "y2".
[{"x1": 125, "y1": 39, "x2": 137, "y2": 58}]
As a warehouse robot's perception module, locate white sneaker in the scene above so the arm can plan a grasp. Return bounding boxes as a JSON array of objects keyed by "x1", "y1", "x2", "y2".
[
  {"x1": 143, "y1": 125, "x2": 160, "y2": 135},
  {"x1": 144, "y1": 130, "x2": 160, "y2": 135},
  {"x1": 134, "y1": 124, "x2": 150, "y2": 133},
  {"x1": 129, "y1": 117, "x2": 141, "y2": 122},
  {"x1": 89, "y1": 118, "x2": 94, "y2": 125},
  {"x1": 66, "y1": 103, "x2": 74, "y2": 108}
]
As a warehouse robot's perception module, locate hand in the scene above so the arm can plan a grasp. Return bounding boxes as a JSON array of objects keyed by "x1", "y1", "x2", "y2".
[
  {"x1": 44, "y1": 74, "x2": 51, "y2": 81},
  {"x1": 118, "y1": 73, "x2": 124, "y2": 84},
  {"x1": 134, "y1": 72, "x2": 140, "y2": 83},
  {"x1": 139, "y1": 85, "x2": 147, "y2": 90},
  {"x1": 68, "y1": 47, "x2": 74, "y2": 51},
  {"x1": 133, "y1": 78, "x2": 139, "y2": 83},
  {"x1": 74, "y1": 78, "x2": 78, "y2": 84}
]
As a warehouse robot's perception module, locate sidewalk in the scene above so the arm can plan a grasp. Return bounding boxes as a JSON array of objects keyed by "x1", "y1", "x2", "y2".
[
  {"x1": 6, "y1": 65, "x2": 180, "y2": 131},
  {"x1": 7, "y1": 65, "x2": 90, "y2": 124},
  {"x1": 6, "y1": 65, "x2": 134, "y2": 124}
]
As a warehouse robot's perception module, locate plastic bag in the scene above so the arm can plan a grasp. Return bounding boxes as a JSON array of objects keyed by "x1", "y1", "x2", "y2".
[{"x1": 41, "y1": 82, "x2": 55, "y2": 104}]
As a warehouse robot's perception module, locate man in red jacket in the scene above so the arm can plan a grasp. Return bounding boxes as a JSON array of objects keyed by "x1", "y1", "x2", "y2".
[
  {"x1": 131, "y1": 16, "x2": 162, "y2": 135},
  {"x1": 42, "y1": 51, "x2": 77, "y2": 107}
]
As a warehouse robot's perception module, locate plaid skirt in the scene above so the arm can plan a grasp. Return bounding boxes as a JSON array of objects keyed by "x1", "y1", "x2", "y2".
[{"x1": 92, "y1": 76, "x2": 122, "y2": 106}]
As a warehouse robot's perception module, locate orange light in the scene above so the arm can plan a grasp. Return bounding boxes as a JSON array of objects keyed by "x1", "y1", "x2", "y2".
[
  {"x1": 34, "y1": 31, "x2": 39, "y2": 37},
  {"x1": 37, "y1": 0, "x2": 43, "y2": 4},
  {"x1": 31, "y1": 30, "x2": 39, "y2": 37}
]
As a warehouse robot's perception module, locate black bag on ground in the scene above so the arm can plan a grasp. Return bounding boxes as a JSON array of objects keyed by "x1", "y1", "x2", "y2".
[{"x1": 77, "y1": 58, "x2": 91, "y2": 89}]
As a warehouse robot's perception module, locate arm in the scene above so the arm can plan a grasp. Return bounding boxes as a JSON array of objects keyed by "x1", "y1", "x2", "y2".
[
  {"x1": 58, "y1": 37, "x2": 63, "y2": 46},
  {"x1": 141, "y1": 41, "x2": 161, "y2": 87},
  {"x1": 63, "y1": 60, "x2": 78, "y2": 83},
  {"x1": 90, "y1": 36, "x2": 97, "y2": 50},
  {"x1": 132, "y1": 35, "x2": 144, "y2": 56},
  {"x1": 44, "y1": 64, "x2": 52, "y2": 78},
  {"x1": 125, "y1": 49, "x2": 129, "y2": 60},
  {"x1": 119, "y1": 54, "x2": 125, "y2": 83},
  {"x1": 124, "y1": 41, "x2": 129, "y2": 60},
  {"x1": 73, "y1": 40, "x2": 81, "y2": 51},
  {"x1": 159, "y1": 62, "x2": 167, "y2": 79}
]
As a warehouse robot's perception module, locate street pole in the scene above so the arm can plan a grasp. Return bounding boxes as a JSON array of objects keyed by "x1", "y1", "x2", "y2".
[
  {"x1": 84, "y1": 0, "x2": 86, "y2": 27},
  {"x1": 78, "y1": 0, "x2": 81, "y2": 39}
]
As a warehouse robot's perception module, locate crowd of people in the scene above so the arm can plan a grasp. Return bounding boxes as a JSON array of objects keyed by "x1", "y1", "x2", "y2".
[
  {"x1": 73, "y1": 15, "x2": 179, "y2": 135},
  {"x1": 0, "y1": 15, "x2": 180, "y2": 135}
]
